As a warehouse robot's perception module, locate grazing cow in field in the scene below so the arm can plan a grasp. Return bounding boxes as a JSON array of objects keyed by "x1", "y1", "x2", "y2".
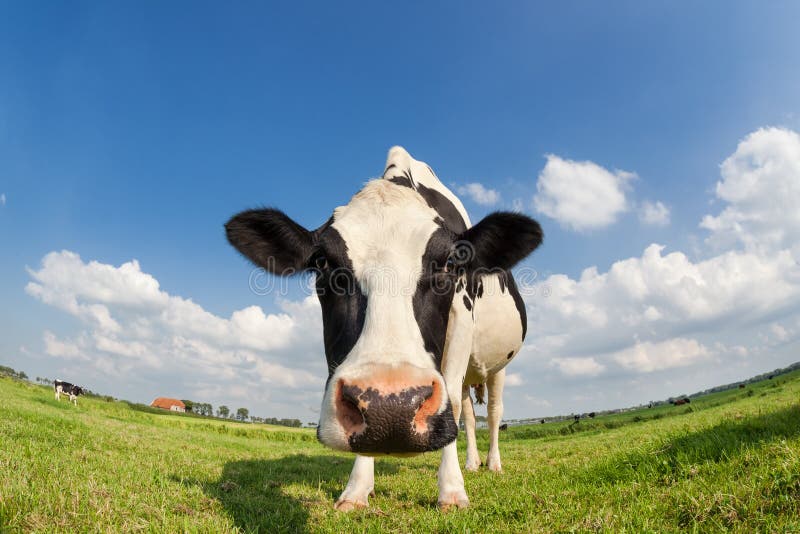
[
  {"x1": 671, "y1": 398, "x2": 690, "y2": 406},
  {"x1": 588, "y1": 412, "x2": 596, "y2": 418},
  {"x1": 54, "y1": 380, "x2": 83, "y2": 405},
  {"x1": 738, "y1": 384, "x2": 746, "y2": 389},
  {"x1": 499, "y1": 423, "x2": 508, "y2": 431},
  {"x1": 226, "y1": 147, "x2": 542, "y2": 510}
]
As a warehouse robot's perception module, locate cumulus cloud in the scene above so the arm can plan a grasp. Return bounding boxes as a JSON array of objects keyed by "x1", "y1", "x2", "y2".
[
  {"x1": 505, "y1": 372, "x2": 525, "y2": 386},
  {"x1": 534, "y1": 155, "x2": 635, "y2": 231},
  {"x1": 638, "y1": 200, "x2": 670, "y2": 226},
  {"x1": 457, "y1": 182, "x2": 501, "y2": 206},
  {"x1": 701, "y1": 127, "x2": 800, "y2": 255},
  {"x1": 519, "y1": 128, "x2": 800, "y2": 402},
  {"x1": 551, "y1": 357, "x2": 605, "y2": 377},
  {"x1": 613, "y1": 338, "x2": 712, "y2": 373},
  {"x1": 26, "y1": 251, "x2": 325, "y2": 415}
]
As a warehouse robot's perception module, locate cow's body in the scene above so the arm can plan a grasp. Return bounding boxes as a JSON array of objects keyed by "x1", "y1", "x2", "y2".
[
  {"x1": 226, "y1": 147, "x2": 542, "y2": 510},
  {"x1": 54, "y1": 380, "x2": 83, "y2": 405}
]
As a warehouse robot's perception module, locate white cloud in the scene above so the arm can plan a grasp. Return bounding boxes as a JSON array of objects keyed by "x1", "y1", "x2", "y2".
[
  {"x1": 517, "y1": 127, "x2": 800, "y2": 405},
  {"x1": 638, "y1": 200, "x2": 670, "y2": 226},
  {"x1": 27, "y1": 251, "x2": 325, "y2": 414},
  {"x1": 0, "y1": 193, "x2": 5, "y2": 206},
  {"x1": 613, "y1": 338, "x2": 712, "y2": 373},
  {"x1": 457, "y1": 182, "x2": 501, "y2": 206},
  {"x1": 505, "y1": 372, "x2": 525, "y2": 386},
  {"x1": 533, "y1": 154, "x2": 635, "y2": 231},
  {"x1": 551, "y1": 357, "x2": 605, "y2": 377},
  {"x1": 701, "y1": 127, "x2": 800, "y2": 255}
]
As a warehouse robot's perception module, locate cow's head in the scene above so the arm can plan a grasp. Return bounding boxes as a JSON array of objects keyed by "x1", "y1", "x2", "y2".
[{"x1": 226, "y1": 147, "x2": 542, "y2": 455}]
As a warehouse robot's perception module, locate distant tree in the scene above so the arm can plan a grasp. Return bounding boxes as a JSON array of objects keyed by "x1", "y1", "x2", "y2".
[
  {"x1": 236, "y1": 407, "x2": 249, "y2": 421},
  {"x1": 181, "y1": 400, "x2": 195, "y2": 413},
  {"x1": 217, "y1": 405, "x2": 230, "y2": 418},
  {"x1": 0, "y1": 366, "x2": 28, "y2": 381}
]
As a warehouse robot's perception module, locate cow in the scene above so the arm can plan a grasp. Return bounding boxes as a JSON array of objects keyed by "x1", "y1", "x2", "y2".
[
  {"x1": 226, "y1": 146, "x2": 543, "y2": 510},
  {"x1": 671, "y1": 398, "x2": 690, "y2": 406},
  {"x1": 54, "y1": 380, "x2": 84, "y2": 405}
]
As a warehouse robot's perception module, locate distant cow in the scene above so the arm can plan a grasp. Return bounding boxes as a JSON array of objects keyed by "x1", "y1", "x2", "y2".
[
  {"x1": 671, "y1": 398, "x2": 690, "y2": 406},
  {"x1": 573, "y1": 415, "x2": 580, "y2": 422},
  {"x1": 738, "y1": 384, "x2": 746, "y2": 389},
  {"x1": 588, "y1": 412, "x2": 596, "y2": 418},
  {"x1": 499, "y1": 423, "x2": 508, "y2": 431},
  {"x1": 54, "y1": 380, "x2": 83, "y2": 405}
]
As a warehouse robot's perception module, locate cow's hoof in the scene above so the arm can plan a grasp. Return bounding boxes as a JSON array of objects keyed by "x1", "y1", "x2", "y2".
[
  {"x1": 438, "y1": 492, "x2": 469, "y2": 511},
  {"x1": 334, "y1": 499, "x2": 368, "y2": 512},
  {"x1": 465, "y1": 460, "x2": 480, "y2": 472},
  {"x1": 486, "y1": 457, "x2": 502, "y2": 473}
]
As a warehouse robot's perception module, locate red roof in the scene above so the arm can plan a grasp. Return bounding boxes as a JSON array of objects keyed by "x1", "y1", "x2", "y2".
[{"x1": 151, "y1": 397, "x2": 185, "y2": 410}]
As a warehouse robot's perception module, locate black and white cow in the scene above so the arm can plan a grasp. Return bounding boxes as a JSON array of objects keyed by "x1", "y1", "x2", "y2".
[
  {"x1": 54, "y1": 379, "x2": 84, "y2": 405},
  {"x1": 226, "y1": 147, "x2": 542, "y2": 510}
]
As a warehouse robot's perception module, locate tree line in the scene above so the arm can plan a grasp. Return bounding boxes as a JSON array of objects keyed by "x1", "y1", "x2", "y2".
[{"x1": 180, "y1": 399, "x2": 302, "y2": 427}]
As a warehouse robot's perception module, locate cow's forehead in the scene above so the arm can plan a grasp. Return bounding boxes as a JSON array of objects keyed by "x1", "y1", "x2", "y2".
[{"x1": 329, "y1": 180, "x2": 443, "y2": 282}]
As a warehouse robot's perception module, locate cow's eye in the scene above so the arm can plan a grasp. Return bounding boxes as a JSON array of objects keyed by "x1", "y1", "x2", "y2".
[
  {"x1": 314, "y1": 255, "x2": 329, "y2": 271},
  {"x1": 442, "y1": 257, "x2": 456, "y2": 274}
]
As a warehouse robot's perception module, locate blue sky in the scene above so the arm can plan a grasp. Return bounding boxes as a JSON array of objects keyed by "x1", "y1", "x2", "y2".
[{"x1": 2, "y1": 2, "x2": 800, "y2": 420}]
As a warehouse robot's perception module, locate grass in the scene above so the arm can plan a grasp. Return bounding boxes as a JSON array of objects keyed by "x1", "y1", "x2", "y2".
[{"x1": 1, "y1": 373, "x2": 799, "y2": 533}]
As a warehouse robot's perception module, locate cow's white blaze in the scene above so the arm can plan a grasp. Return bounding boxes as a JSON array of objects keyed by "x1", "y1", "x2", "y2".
[{"x1": 317, "y1": 180, "x2": 450, "y2": 450}]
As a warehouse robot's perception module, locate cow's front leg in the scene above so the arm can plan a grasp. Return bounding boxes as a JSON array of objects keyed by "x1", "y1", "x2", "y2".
[
  {"x1": 486, "y1": 368, "x2": 505, "y2": 473},
  {"x1": 438, "y1": 440, "x2": 469, "y2": 510},
  {"x1": 461, "y1": 385, "x2": 480, "y2": 471},
  {"x1": 438, "y1": 370, "x2": 469, "y2": 510},
  {"x1": 334, "y1": 455, "x2": 374, "y2": 511}
]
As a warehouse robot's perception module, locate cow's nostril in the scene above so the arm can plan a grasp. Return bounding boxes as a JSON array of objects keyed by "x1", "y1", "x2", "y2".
[
  {"x1": 413, "y1": 380, "x2": 443, "y2": 434},
  {"x1": 336, "y1": 381, "x2": 366, "y2": 435}
]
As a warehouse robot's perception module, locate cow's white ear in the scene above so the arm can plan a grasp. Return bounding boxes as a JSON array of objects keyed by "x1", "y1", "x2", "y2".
[
  {"x1": 225, "y1": 209, "x2": 314, "y2": 275},
  {"x1": 459, "y1": 212, "x2": 543, "y2": 271}
]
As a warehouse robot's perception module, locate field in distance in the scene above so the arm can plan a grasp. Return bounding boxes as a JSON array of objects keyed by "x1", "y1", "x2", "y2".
[{"x1": 1, "y1": 371, "x2": 798, "y2": 533}]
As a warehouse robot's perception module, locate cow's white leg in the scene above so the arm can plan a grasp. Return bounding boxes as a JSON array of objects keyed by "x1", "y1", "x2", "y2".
[
  {"x1": 334, "y1": 455, "x2": 374, "y2": 511},
  {"x1": 461, "y1": 385, "x2": 480, "y2": 471},
  {"x1": 486, "y1": 368, "x2": 505, "y2": 473},
  {"x1": 438, "y1": 290, "x2": 473, "y2": 510}
]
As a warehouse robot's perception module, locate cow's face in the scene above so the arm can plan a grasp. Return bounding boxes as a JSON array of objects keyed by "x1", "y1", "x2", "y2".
[{"x1": 226, "y1": 149, "x2": 542, "y2": 455}]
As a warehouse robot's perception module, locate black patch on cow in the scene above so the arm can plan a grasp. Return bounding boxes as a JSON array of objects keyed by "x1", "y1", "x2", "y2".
[
  {"x1": 463, "y1": 294, "x2": 473, "y2": 311},
  {"x1": 498, "y1": 272, "x2": 507, "y2": 293},
  {"x1": 388, "y1": 176, "x2": 467, "y2": 233},
  {"x1": 384, "y1": 163, "x2": 397, "y2": 174},
  {"x1": 507, "y1": 351, "x2": 514, "y2": 359},
  {"x1": 314, "y1": 227, "x2": 368, "y2": 378},
  {"x1": 456, "y1": 278, "x2": 465, "y2": 293},
  {"x1": 342, "y1": 384, "x2": 458, "y2": 453},
  {"x1": 412, "y1": 228, "x2": 458, "y2": 369},
  {"x1": 476, "y1": 279, "x2": 484, "y2": 298},
  {"x1": 505, "y1": 274, "x2": 527, "y2": 341}
]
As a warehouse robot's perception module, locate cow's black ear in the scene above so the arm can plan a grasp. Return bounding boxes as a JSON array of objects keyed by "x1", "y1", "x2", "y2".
[
  {"x1": 459, "y1": 212, "x2": 543, "y2": 271},
  {"x1": 225, "y1": 208, "x2": 314, "y2": 275}
]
